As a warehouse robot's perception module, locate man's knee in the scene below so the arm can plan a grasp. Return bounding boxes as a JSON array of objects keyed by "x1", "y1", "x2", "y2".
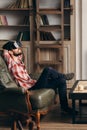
[{"x1": 43, "y1": 67, "x2": 51, "y2": 72}]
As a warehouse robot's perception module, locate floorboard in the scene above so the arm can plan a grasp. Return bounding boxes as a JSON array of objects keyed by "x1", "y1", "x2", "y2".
[{"x1": 0, "y1": 99, "x2": 87, "y2": 130}]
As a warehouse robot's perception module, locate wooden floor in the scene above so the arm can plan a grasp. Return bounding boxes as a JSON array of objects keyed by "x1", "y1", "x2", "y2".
[
  {"x1": 40, "y1": 99, "x2": 87, "y2": 130},
  {"x1": 1, "y1": 98, "x2": 87, "y2": 130}
]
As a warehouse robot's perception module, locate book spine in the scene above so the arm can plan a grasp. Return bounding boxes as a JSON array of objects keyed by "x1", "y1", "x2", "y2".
[
  {"x1": 41, "y1": 15, "x2": 55, "y2": 40},
  {"x1": 16, "y1": 32, "x2": 23, "y2": 42},
  {"x1": 0, "y1": 15, "x2": 8, "y2": 25},
  {"x1": 23, "y1": 0, "x2": 28, "y2": 8},
  {"x1": 20, "y1": 0, "x2": 24, "y2": 8}
]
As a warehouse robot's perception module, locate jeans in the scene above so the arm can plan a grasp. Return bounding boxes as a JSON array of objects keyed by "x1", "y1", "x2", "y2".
[{"x1": 30, "y1": 67, "x2": 68, "y2": 109}]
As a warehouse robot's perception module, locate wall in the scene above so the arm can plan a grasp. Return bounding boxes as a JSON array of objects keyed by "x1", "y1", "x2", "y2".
[
  {"x1": 76, "y1": 0, "x2": 87, "y2": 79},
  {"x1": 75, "y1": 0, "x2": 82, "y2": 79},
  {"x1": 81, "y1": 0, "x2": 87, "y2": 79}
]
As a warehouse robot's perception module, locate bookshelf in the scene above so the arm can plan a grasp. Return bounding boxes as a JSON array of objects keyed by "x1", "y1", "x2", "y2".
[
  {"x1": 33, "y1": 0, "x2": 64, "y2": 73},
  {"x1": 0, "y1": 0, "x2": 34, "y2": 73},
  {"x1": 33, "y1": 0, "x2": 75, "y2": 87},
  {"x1": 0, "y1": 0, "x2": 75, "y2": 87}
]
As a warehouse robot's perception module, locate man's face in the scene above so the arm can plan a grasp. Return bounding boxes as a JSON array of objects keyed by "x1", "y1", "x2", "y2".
[{"x1": 12, "y1": 48, "x2": 22, "y2": 57}]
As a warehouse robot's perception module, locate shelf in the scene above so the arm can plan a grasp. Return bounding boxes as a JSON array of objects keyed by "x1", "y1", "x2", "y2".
[
  {"x1": 35, "y1": 41, "x2": 62, "y2": 44},
  {"x1": 38, "y1": 8, "x2": 62, "y2": 14},
  {"x1": 0, "y1": 25, "x2": 29, "y2": 32},
  {"x1": 36, "y1": 60, "x2": 62, "y2": 65},
  {"x1": 0, "y1": 25, "x2": 29, "y2": 27},
  {"x1": 64, "y1": 7, "x2": 71, "y2": 10},
  {"x1": 0, "y1": 8, "x2": 33, "y2": 11},
  {"x1": 38, "y1": 25, "x2": 61, "y2": 32},
  {"x1": 35, "y1": 43, "x2": 62, "y2": 48}
]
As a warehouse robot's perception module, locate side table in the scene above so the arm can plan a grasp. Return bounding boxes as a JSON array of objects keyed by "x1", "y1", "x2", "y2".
[{"x1": 69, "y1": 80, "x2": 87, "y2": 123}]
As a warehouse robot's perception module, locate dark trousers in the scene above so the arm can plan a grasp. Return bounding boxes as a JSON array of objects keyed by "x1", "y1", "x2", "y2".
[{"x1": 30, "y1": 67, "x2": 68, "y2": 109}]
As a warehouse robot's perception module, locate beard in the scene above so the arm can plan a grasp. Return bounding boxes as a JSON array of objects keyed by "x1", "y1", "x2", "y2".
[{"x1": 13, "y1": 52, "x2": 22, "y2": 57}]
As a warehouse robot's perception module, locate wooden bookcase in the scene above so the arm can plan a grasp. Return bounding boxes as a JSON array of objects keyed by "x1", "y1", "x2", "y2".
[
  {"x1": 33, "y1": 0, "x2": 64, "y2": 73},
  {"x1": 0, "y1": 0, "x2": 75, "y2": 87},
  {"x1": 33, "y1": 0, "x2": 75, "y2": 88},
  {"x1": 0, "y1": 0, "x2": 34, "y2": 73},
  {"x1": 33, "y1": 0, "x2": 74, "y2": 74}
]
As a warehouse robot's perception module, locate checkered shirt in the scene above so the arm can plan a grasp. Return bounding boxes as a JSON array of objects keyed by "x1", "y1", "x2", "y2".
[{"x1": 3, "y1": 50, "x2": 36, "y2": 90}]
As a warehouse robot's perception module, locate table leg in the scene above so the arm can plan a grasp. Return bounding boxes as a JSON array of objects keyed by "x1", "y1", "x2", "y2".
[
  {"x1": 79, "y1": 99, "x2": 82, "y2": 118},
  {"x1": 72, "y1": 99, "x2": 76, "y2": 124}
]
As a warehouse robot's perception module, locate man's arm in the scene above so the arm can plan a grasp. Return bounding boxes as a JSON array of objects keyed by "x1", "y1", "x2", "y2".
[{"x1": 3, "y1": 50, "x2": 10, "y2": 62}]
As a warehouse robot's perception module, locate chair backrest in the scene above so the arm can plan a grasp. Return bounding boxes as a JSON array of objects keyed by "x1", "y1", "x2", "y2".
[{"x1": 0, "y1": 50, "x2": 18, "y2": 89}]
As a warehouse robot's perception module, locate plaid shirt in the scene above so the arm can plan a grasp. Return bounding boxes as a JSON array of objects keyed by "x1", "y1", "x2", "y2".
[{"x1": 3, "y1": 50, "x2": 36, "y2": 90}]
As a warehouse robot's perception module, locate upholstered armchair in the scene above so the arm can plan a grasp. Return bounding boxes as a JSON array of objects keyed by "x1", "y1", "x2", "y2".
[{"x1": 0, "y1": 50, "x2": 55, "y2": 130}]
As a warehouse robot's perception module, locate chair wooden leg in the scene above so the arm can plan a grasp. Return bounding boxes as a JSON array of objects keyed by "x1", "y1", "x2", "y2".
[
  {"x1": 28, "y1": 121, "x2": 34, "y2": 130},
  {"x1": 36, "y1": 111, "x2": 40, "y2": 130},
  {"x1": 16, "y1": 120, "x2": 24, "y2": 130},
  {"x1": 25, "y1": 117, "x2": 34, "y2": 130},
  {"x1": 11, "y1": 121, "x2": 17, "y2": 130}
]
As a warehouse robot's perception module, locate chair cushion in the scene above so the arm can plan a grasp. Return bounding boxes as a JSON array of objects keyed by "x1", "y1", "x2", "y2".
[
  {"x1": 30, "y1": 88, "x2": 55, "y2": 110},
  {"x1": 0, "y1": 56, "x2": 18, "y2": 89}
]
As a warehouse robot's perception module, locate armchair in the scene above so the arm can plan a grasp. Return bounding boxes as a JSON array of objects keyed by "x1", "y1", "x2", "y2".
[{"x1": 0, "y1": 50, "x2": 55, "y2": 130}]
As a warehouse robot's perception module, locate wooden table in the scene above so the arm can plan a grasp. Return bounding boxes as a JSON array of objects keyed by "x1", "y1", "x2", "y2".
[{"x1": 69, "y1": 80, "x2": 87, "y2": 123}]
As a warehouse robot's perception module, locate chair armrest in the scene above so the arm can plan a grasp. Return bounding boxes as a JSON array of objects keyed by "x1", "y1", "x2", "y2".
[
  {"x1": 0, "y1": 87, "x2": 25, "y2": 95},
  {"x1": 1, "y1": 88, "x2": 33, "y2": 113},
  {"x1": 0, "y1": 88, "x2": 31, "y2": 113}
]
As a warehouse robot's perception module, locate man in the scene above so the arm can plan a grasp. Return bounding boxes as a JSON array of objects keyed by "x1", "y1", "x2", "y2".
[{"x1": 2, "y1": 41, "x2": 76, "y2": 114}]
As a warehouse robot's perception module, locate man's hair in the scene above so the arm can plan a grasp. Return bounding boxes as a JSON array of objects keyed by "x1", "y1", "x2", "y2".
[{"x1": 3, "y1": 41, "x2": 22, "y2": 51}]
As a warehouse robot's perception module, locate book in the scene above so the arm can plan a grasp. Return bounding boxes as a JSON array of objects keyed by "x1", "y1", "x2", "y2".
[
  {"x1": 7, "y1": 2, "x2": 15, "y2": 8},
  {"x1": 8, "y1": 0, "x2": 29, "y2": 9},
  {"x1": 0, "y1": 15, "x2": 8, "y2": 25},
  {"x1": 0, "y1": 18, "x2": 2, "y2": 25},
  {"x1": 16, "y1": 32, "x2": 23, "y2": 42},
  {"x1": 23, "y1": 0, "x2": 29, "y2": 8},
  {"x1": 20, "y1": 0, "x2": 24, "y2": 8},
  {"x1": 22, "y1": 31, "x2": 30, "y2": 41},
  {"x1": 16, "y1": 31, "x2": 30, "y2": 41},
  {"x1": 23, "y1": 16, "x2": 30, "y2": 25},
  {"x1": 40, "y1": 15, "x2": 55, "y2": 40}
]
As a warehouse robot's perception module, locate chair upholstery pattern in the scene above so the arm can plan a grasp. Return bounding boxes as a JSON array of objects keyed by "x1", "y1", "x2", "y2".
[{"x1": 0, "y1": 55, "x2": 18, "y2": 89}]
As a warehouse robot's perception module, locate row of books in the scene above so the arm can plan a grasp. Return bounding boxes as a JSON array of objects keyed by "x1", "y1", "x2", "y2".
[
  {"x1": 16, "y1": 31, "x2": 30, "y2": 41},
  {"x1": 40, "y1": 15, "x2": 55, "y2": 40},
  {"x1": 0, "y1": 15, "x2": 8, "y2": 25},
  {"x1": 64, "y1": 0, "x2": 70, "y2": 8},
  {"x1": 0, "y1": 15, "x2": 29, "y2": 26},
  {"x1": 35, "y1": 15, "x2": 56, "y2": 41},
  {"x1": 7, "y1": 0, "x2": 30, "y2": 8},
  {"x1": 33, "y1": 0, "x2": 57, "y2": 41}
]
